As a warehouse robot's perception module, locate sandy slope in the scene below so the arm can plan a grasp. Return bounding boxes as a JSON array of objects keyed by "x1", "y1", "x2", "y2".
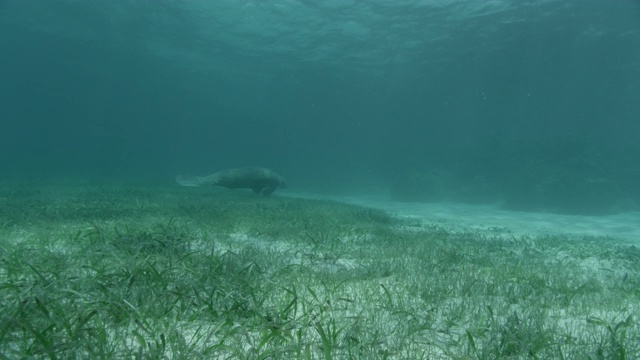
[{"x1": 286, "y1": 192, "x2": 640, "y2": 242}]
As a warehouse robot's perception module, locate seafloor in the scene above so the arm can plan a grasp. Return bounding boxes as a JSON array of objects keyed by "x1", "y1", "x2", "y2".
[{"x1": 0, "y1": 182, "x2": 638, "y2": 359}]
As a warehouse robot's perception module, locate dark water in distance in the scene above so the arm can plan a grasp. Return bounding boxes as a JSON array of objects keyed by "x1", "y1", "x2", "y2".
[{"x1": 1, "y1": 0, "x2": 639, "y2": 214}]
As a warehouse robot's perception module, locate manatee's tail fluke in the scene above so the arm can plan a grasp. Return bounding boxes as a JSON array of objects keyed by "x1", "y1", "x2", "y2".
[{"x1": 176, "y1": 175, "x2": 206, "y2": 187}]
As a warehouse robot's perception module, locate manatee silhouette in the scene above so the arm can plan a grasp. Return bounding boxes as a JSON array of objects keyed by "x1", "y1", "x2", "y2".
[{"x1": 176, "y1": 167, "x2": 287, "y2": 195}]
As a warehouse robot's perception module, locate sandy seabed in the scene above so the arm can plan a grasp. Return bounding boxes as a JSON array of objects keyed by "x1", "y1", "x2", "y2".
[{"x1": 287, "y1": 192, "x2": 640, "y2": 242}]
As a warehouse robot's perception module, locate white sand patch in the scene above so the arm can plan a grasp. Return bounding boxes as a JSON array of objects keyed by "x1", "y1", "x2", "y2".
[{"x1": 285, "y1": 192, "x2": 640, "y2": 242}]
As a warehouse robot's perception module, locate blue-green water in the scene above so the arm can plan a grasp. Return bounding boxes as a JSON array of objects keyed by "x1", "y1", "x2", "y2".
[{"x1": 1, "y1": 0, "x2": 639, "y2": 215}]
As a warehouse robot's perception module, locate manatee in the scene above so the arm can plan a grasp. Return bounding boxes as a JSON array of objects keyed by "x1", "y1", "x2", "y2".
[{"x1": 176, "y1": 167, "x2": 287, "y2": 195}]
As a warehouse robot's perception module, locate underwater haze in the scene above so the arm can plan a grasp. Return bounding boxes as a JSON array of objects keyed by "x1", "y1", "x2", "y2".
[{"x1": 1, "y1": 0, "x2": 640, "y2": 215}]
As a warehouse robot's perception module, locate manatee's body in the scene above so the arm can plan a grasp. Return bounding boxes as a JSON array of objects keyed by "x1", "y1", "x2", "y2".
[{"x1": 176, "y1": 167, "x2": 287, "y2": 195}]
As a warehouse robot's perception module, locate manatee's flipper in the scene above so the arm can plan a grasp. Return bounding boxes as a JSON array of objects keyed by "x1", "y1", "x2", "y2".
[
  {"x1": 252, "y1": 187, "x2": 263, "y2": 194},
  {"x1": 262, "y1": 187, "x2": 276, "y2": 195},
  {"x1": 176, "y1": 175, "x2": 207, "y2": 187}
]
